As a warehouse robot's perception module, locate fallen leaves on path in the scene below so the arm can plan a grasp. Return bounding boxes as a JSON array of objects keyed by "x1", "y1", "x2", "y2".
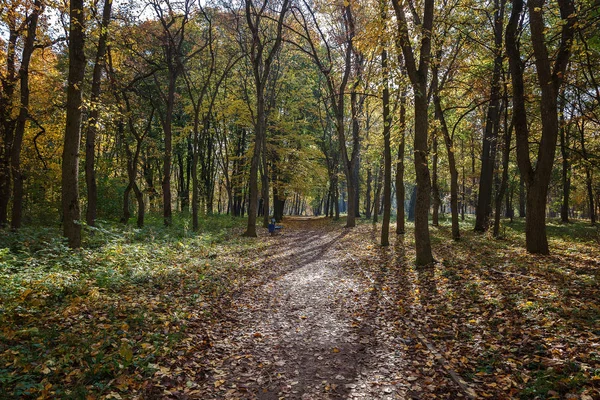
[{"x1": 1, "y1": 217, "x2": 598, "y2": 399}]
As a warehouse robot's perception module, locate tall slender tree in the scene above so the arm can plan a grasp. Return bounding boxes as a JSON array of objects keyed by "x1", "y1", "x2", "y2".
[
  {"x1": 241, "y1": 0, "x2": 290, "y2": 237},
  {"x1": 62, "y1": 0, "x2": 86, "y2": 247},
  {"x1": 380, "y1": 0, "x2": 391, "y2": 246},
  {"x1": 148, "y1": 0, "x2": 192, "y2": 227},
  {"x1": 474, "y1": 0, "x2": 506, "y2": 232},
  {"x1": 85, "y1": 0, "x2": 113, "y2": 227},
  {"x1": 290, "y1": 0, "x2": 359, "y2": 228},
  {"x1": 391, "y1": 0, "x2": 435, "y2": 265},
  {"x1": 10, "y1": 0, "x2": 44, "y2": 230}
]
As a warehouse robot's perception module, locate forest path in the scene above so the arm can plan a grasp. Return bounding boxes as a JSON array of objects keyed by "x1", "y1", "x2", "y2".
[{"x1": 195, "y1": 218, "x2": 462, "y2": 399}]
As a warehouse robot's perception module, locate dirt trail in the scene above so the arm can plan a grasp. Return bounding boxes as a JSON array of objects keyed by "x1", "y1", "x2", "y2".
[{"x1": 196, "y1": 218, "x2": 461, "y2": 399}]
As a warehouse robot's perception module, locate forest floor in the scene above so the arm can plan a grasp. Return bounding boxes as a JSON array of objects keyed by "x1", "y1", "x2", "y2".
[{"x1": 1, "y1": 216, "x2": 599, "y2": 399}]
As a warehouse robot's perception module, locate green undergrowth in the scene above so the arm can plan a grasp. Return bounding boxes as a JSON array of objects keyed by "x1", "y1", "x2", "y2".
[
  {"x1": 0, "y1": 214, "x2": 260, "y2": 398},
  {"x1": 0, "y1": 214, "x2": 244, "y2": 309}
]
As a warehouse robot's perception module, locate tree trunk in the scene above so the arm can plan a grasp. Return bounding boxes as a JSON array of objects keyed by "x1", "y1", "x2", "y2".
[
  {"x1": 493, "y1": 93, "x2": 513, "y2": 237},
  {"x1": 475, "y1": 0, "x2": 505, "y2": 232},
  {"x1": 380, "y1": 36, "x2": 391, "y2": 246},
  {"x1": 371, "y1": 163, "x2": 381, "y2": 223},
  {"x1": 365, "y1": 167, "x2": 372, "y2": 219},
  {"x1": 578, "y1": 121, "x2": 596, "y2": 225},
  {"x1": 122, "y1": 183, "x2": 132, "y2": 223},
  {"x1": 519, "y1": 175, "x2": 526, "y2": 217},
  {"x1": 413, "y1": 92, "x2": 434, "y2": 265},
  {"x1": 62, "y1": 0, "x2": 86, "y2": 247},
  {"x1": 333, "y1": 177, "x2": 340, "y2": 220},
  {"x1": 133, "y1": 182, "x2": 145, "y2": 228},
  {"x1": 434, "y1": 95, "x2": 460, "y2": 240},
  {"x1": 242, "y1": 0, "x2": 288, "y2": 236},
  {"x1": 243, "y1": 110, "x2": 262, "y2": 237},
  {"x1": 162, "y1": 73, "x2": 176, "y2": 226},
  {"x1": 559, "y1": 103, "x2": 570, "y2": 223},
  {"x1": 505, "y1": 0, "x2": 576, "y2": 253},
  {"x1": 10, "y1": 1, "x2": 42, "y2": 230},
  {"x1": 391, "y1": 0, "x2": 434, "y2": 266},
  {"x1": 85, "y1": 0, "x2": 112, "y2": 227},
  {"x1": 396, "y1": 94, "x2": 406, "y2": 234},
  {"x1": 525, "y1": 180, "x2": 549, "y2": 253},
  {"x1": 0, "y1": 25, "x2": 19, "y2": 227},
  {"x1": 261, "y1": 133, "x2": 269, "y2": 227},
  {"x1": 192, "y1": 121, "x2": 200, "y2": 231},
  {"x1": 431, "y1": 131, "x2": 440, "y2": 227}
]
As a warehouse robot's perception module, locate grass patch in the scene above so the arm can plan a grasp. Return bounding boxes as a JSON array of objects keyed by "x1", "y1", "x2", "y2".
[{"x1": 0, "y1": 214, "x2": 259, "y2": 398}]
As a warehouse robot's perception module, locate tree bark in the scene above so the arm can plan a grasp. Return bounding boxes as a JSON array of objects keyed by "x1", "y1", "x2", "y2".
[
  {"x1": 0, "y1": 23, "x2": 19, "y2": 226},
  {"x1": 62, "y1": 0, "x2": 86, "y2": 247},
  {"x1": 434, "y1": 95, "x2": 460, "y2": 240},
  {"x1": 373, "y1": 162, "x2": 382, "y2": 223},
  {"x1": 578, "y1": 121, "x2": 596, "y2": 225},
  {"x1": 493, "y1": 91, "x2": 512, "y2": 237},
  {"x1": 10, "y1": 0, "x2": 42, "y2": 230},
  {"x1": 475, "y1": 0, "x2": 505, "y2": 232},
  {"x1": 506, "y1": 0, "x2": 576, "y2": 253},
  {"x1": 242, "y1": 0, "x2": 289, "y2": 237},
  {"x1": 391, "y1": 0, "x2": 434, "y2": 266},
  {"x1": 380, "y1": 9, "x2": 391, "y2": 245},
  {"x1": 85, "y1": 0, "x2": 112, "y2": 227},
  {"x1": 365, "y1": 167, "x2": 372, "y2": 219},
  {"x1": 396, "y1": 93, "x2": 406, "y2": 234},
  {"x1": 431, "y1": 131, "x2": 440, "y2": 227},
  {"x1": 559, "y1": 101, "x2": 570, "y2": 223},
  {"x1": 162, "y1": 73, "x2": 175, "y2": 226},
  {"x1": 261, "y1": 129, "x2": 269, "y2": 227}
]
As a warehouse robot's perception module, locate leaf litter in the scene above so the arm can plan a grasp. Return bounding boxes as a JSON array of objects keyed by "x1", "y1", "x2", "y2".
[{"x1": 1, "y1": 217, "x2": 598, "y2": 399}]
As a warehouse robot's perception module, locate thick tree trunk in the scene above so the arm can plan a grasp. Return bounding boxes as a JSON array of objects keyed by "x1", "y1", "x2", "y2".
[
  {"x1": 414, "y1": 93, "x2": 434, "y2": 265},
  {"x1": 525, "y1": 181, "x2": 549, "y2": 253},
  {"x1": 62, "y1": 0, "x2": 86, "y2": 247},
  {"x1": 506, "y1": 0, "x2": 576, "y2": 253}
]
